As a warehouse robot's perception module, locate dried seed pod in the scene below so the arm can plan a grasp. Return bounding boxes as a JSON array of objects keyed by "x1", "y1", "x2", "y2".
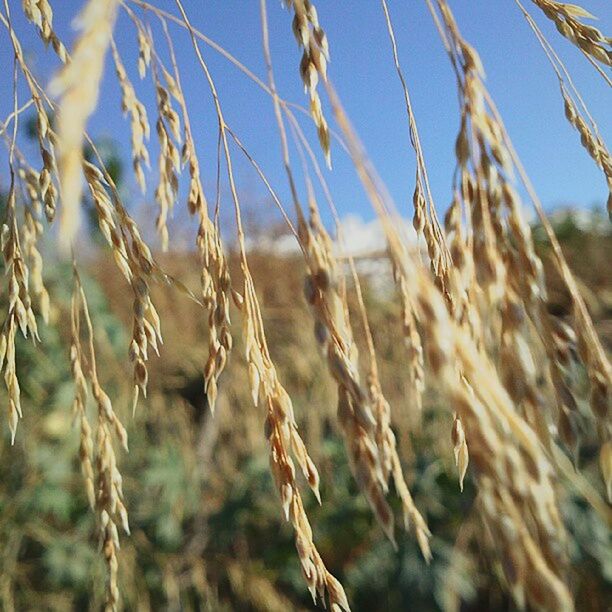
[{"x1": 452, "y1": 414, "x2": 469, "y2": 491}]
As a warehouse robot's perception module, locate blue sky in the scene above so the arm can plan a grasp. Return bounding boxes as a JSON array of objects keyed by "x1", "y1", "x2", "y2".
[{"x1": 1, "y1": 1, "x2": 610, "y2": 236}]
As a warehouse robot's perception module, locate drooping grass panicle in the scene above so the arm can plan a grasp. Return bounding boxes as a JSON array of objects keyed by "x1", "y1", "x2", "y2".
[
  {"x1": 319, "y1": 64, "x2": 576, "y2": 609},
  {"x1": 170, "y1": 2, "x2": 349, "y2": 606},
  {"x1": 156, "y1": 15, "x2": 233, "y2": 414},
  {"x1": 262, "y1": 0, "x2": 431, "y2": 558},
  {"x1": 110, "y1": 38, "x2": 151, "y2": 194},
  {"x1": 513, "y1": 0, "x2": 612, "y2": 219},
  {"x1": 70, "y1": 264, "x2": 129, "y2": 612},
  {"x1": 430, "y1": 0, "x2": 610, "y2": 472}
]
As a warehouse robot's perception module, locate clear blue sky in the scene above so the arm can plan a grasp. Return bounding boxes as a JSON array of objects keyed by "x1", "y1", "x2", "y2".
[{"x1": 1, "y1": 1, "x2": 610, "y2": 232}]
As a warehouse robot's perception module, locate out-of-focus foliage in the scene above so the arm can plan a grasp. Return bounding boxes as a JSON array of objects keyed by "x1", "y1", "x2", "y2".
[{"x1": 0, "y1": 212, "x2": 610, "y2": 611}]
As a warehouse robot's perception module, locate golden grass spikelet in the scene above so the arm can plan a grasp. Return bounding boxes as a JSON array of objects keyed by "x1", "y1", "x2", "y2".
[
  {"x1": 530, "y1": 0, "x2": 611, "y2": 66},
  {"x1": 20, "y1": 166, "x2": 50, "y2": 323},
  {"x1": 480, "y1": 485, "x2": 573, "y2": 610},
  {"x1": 200, "y1": 231, "x2": 233, "y2": 414},
  {"x1": 128, "y1": 270, "x2": 161, "y2": 413},
  {"x1": 451, "y1": 414, "x2": 469, "y2": 492},
  {"x1": 416, "y1": 274, "x2": 572, "y2": 609},
  {"x1": 22, "y1": 0, "x2": 51, "y2": 38},
  {"x1": 391, "y1": 258, "x2": 426, "y2": 414},
  {"x1": 70, "y1": 275, "x2": 96, "y2": 509},
  {"x1": 284, "y1": 0, "x2": 332, "y2": 167},
  {"x1": 111, "y1": 41, "x2": 150, "y2": 194},
  {"x1": 561, "y1": 89, "x2": 612, "y2": 217},
  {"x1": 82, "y1": 158, "x2": 163, "y2": 414},
  {"x1": 1, "y1": 177, "x2": 39, "y2": 443},
  {"x1": 152, "y1": 65, "x2": 182, "y2": 251},
  {"x1": 443, "y1": 190, "x2": 482, "y2": 344},
  {"x1": 299, "y1": 196, "x2": 430, "y2": 556},
  {"x1": 22, "y1": 0, "x2": 67, "y2": 61},
  {"x1": 16, "y1": 90, "x2": 58, "y2": 224},
  {"x1": 50, "y1": 0, "x2": 119, "y2": 254},
  {"x1": 136, "y1": 26, "x2": 152, "y2": 79},
  {"x1": 513, "y1": 1, "x2": 611, "y2": 215},
  {"x1": 381, "y1": 0, "x2": 451, "y2": 291}
]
